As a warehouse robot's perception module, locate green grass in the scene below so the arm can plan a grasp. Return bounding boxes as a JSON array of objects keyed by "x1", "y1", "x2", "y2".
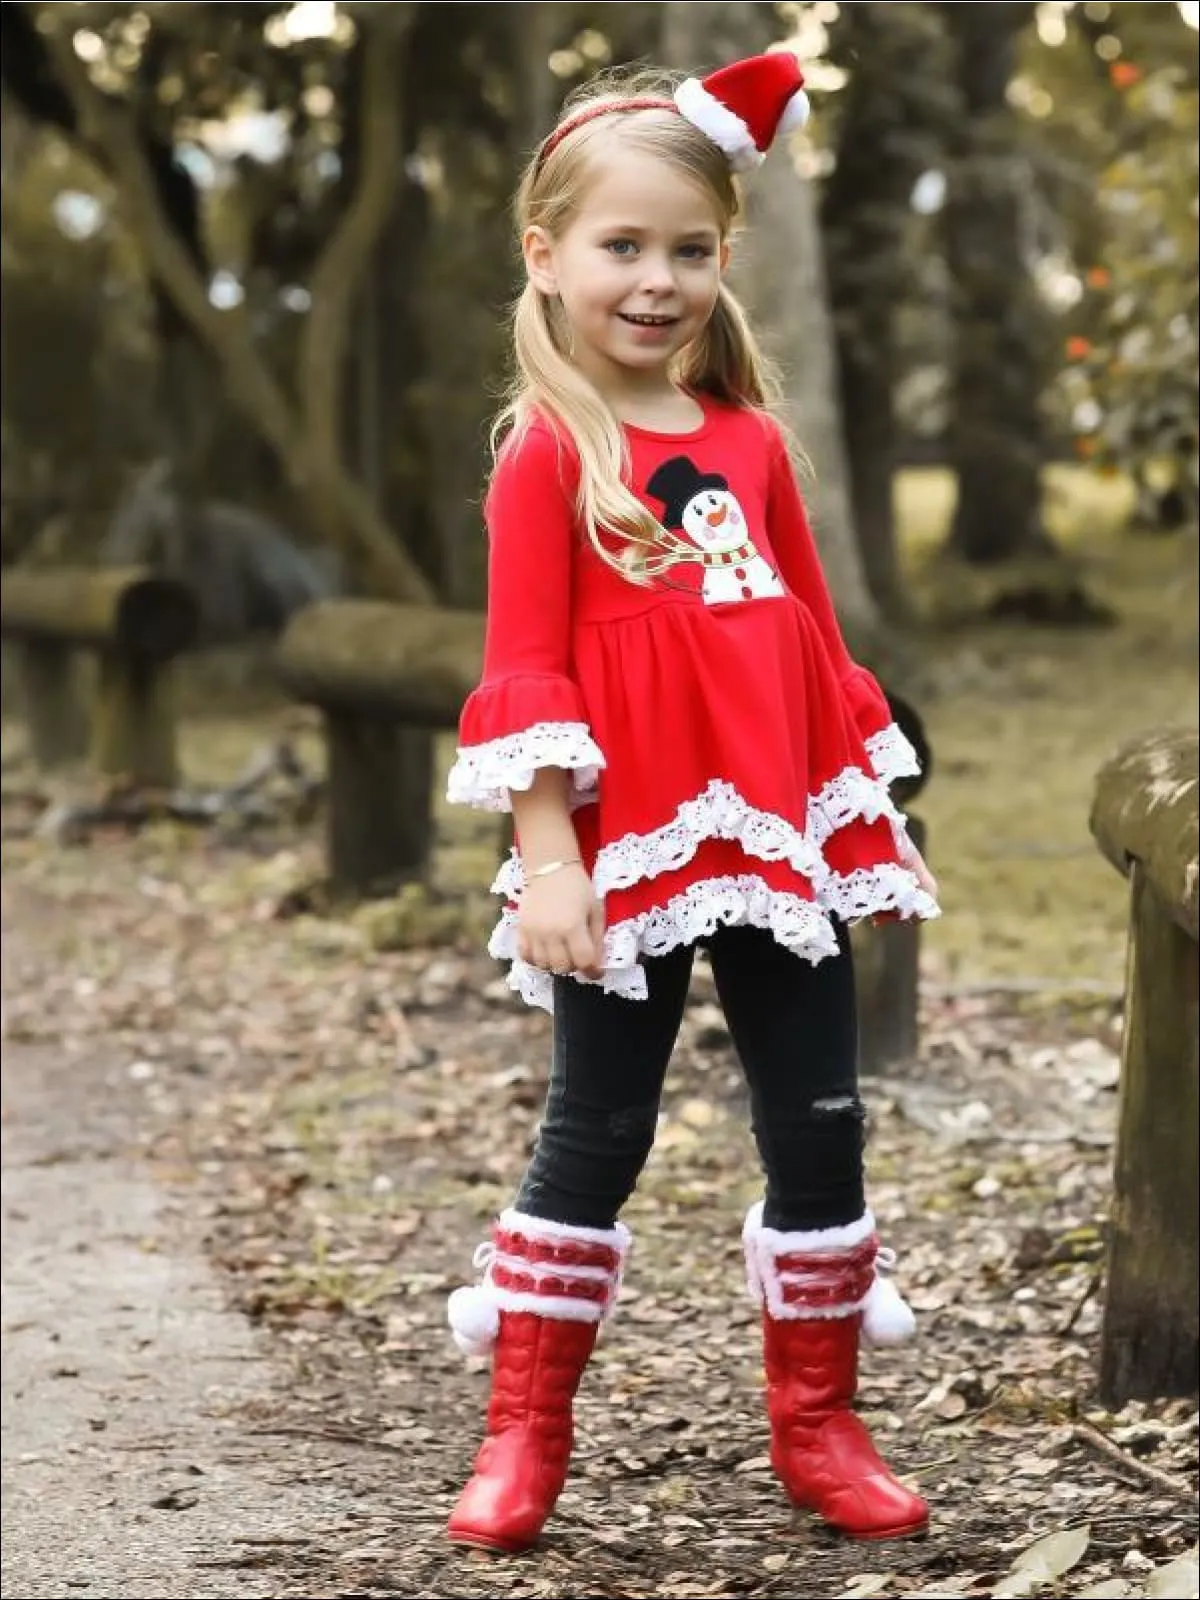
[{"x1": 898, "y1": 467, "x2": 1197, "y2": 989}]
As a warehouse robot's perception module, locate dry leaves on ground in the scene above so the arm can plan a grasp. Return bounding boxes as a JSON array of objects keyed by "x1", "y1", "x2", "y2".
[{"x1": 1, "y1": 816, "x2": 1196, "y2": 1600}]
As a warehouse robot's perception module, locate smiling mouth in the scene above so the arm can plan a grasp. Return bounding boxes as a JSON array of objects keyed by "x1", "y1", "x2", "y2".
[{"x1": 619, "y1": 313, "x2": 679, "y2": 327}]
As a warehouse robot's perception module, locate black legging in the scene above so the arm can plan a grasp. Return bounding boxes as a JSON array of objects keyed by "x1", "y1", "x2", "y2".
[{"x1": 514, "y1": 922, "x2": 866, "y2": 1233}]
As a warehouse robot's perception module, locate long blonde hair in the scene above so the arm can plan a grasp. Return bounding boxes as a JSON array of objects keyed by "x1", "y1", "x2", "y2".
[{"x1": 492, "y1": 71, "x2": 783, "y2": 584}]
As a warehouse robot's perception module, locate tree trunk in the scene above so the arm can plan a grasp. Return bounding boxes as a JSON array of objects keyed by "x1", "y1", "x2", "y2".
[
  {"x1": 403, "y1": 4, "x2": 540, "y2": 605},
  {"x1": 823, "y1": 4, "x2": 950, "y2": 620},
  {"x1": 659, "y1": 2, "x2": 879, "y2": 653},
  {"x1": 941, "y1": 3, "x2": 1052, "y2": 565}
]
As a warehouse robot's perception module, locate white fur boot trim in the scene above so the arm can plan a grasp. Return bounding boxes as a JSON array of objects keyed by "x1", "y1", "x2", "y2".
[
  {"x1": 742, "y1": 1202, "x2": 915, "y2": 1343},
  {"x1": 447, "y1": 1213, "x2": 632, "y2": 1359}
]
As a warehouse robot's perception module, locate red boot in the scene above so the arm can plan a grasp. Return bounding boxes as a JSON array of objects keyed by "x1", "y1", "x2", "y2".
[
  {"x1": 446, "y1": 1211, "x2": 630, "y2": 1554},
  {"x1": 743, "y1": 1203, "x2": 928, "y2": 1541}
]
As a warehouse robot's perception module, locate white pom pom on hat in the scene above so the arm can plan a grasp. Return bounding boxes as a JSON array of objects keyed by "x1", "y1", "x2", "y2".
[{"x1": 674, "y1": 50, "x2": 811, "y2": 173}]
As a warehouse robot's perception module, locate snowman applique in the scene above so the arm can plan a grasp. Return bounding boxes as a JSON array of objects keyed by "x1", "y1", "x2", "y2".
[{"x1": 646, "y1": 456, "x2": 785, "y2": 605}]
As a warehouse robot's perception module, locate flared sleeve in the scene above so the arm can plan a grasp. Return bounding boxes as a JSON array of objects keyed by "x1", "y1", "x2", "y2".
[
  {"x1": 764, "y1": 422, "x2": 921, "y2": 790},
  {"x1": 446, "y1": 423, "x2": 605, "y2": 812}
]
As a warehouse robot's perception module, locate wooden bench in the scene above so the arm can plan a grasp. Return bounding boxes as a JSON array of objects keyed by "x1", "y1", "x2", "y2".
[
  {"x1": 274, "y1": 599, "x2": 483, "y2": 895},
  {"x1": 1, "y1": 566, "x2": 198, "y2": 787},
  {"x1": 854, "y1": 692, "x2": 933, "y2": 1076},
  {"x1": 1089, "y1": 725, "x2": 1199, "y2": 1404}
]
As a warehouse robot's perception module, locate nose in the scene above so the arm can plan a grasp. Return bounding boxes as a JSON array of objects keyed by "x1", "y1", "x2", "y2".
[
  {"x1": 706, "y1": 506, "x2": 728, "y2": 527},
  {"x1": 637, "y1": 253, "x2": 678, "y2": 295}
]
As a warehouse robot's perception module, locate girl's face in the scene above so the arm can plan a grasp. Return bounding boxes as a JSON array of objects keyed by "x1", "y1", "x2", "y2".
[{"x1": 524, "y1": 148, "x2": 728, "y2": 395}]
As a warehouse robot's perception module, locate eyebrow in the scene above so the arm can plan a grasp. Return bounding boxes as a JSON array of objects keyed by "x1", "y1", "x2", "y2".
[{"x1": 594, "y1": 222, "x2": 720, "y2": 240}]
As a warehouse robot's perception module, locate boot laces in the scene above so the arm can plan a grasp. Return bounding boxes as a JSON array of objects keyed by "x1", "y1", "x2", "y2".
[{"x1": 470, "y1": 1235, "x2": 622, "y2": 1316}]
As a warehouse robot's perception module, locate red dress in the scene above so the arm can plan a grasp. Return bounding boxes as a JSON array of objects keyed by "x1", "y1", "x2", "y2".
[{"x1": 447, "y1": 397, "x2": 939, "y2": 1010}]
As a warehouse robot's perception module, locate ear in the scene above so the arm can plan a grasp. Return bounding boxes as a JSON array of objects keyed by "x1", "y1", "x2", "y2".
[
  {"x1": 718, "y1": 238, "x2": 731, "y2": 276},
  {"x1": 522, "y1": 225, "x2": 558, "y2": 295}
]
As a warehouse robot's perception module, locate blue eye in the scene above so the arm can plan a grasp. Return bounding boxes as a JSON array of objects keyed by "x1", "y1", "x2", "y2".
[
  {"x1": 678, "y1": 244, "x2": 714, "y2": 260},
  {"x1": 604, "y1": 239, "x2": 638, "y2": 257}
]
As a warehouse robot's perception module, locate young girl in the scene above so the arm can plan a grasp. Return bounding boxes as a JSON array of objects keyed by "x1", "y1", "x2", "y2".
[{"x1": 443, "y1": 52, "x2": 940, "y2": 1554}]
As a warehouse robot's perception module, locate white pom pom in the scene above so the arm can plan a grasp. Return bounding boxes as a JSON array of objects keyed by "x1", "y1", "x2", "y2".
[
  {"x1": 779, "y1": 89, "x2": 811, "y2": 135},
  {"x1": 447, "y1": 1284, "x2": 499, "y2": 1358},
  {"x1": 862, "y1": 1275, "x2": 916, "y2": 1347}
]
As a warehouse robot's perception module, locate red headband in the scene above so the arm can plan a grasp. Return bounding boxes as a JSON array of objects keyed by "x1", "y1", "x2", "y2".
[
  {"x1": 535, "y1": 56, "x2": 811, "y2": 178},
  {"x1": 536, "y1": 96, "x2": 678, "y2": 171}
]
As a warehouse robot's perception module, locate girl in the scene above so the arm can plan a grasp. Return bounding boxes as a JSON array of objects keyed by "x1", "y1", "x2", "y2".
[{"x1": 443, "y1": 52, "x2": 940, "y2": 1554}]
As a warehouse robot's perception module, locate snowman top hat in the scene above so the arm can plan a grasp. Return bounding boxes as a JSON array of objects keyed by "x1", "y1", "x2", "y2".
[
  {"x1": 537, "y1": 52, "x2": 811, "y2": 176},
  {"x1": 646, "y1": 456, "x2": 730, "y2": 529}
]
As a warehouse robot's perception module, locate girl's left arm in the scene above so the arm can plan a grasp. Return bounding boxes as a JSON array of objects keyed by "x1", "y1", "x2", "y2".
[{"x1": 765, "y1": 425, "x2": 922, "y2": 792}]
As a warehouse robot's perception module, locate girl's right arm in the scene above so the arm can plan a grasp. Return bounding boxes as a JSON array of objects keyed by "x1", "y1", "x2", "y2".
[{"x1": 445, "y1": 422, "x2": 608, "y2": 976}]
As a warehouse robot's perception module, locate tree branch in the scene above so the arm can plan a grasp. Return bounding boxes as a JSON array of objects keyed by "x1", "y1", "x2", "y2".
[
  {"x1": 301, "y1": 33, "x2": 409, "y2": 433},
  {"x1": 297, "y1": 17, "x2": 433, "y2": 594},
  {"x1": 46, "y1": 22, "x2": 301, "y2": 467},
  {"x1": 44, "y1": 12, "x2": 435, "y2": 603}
]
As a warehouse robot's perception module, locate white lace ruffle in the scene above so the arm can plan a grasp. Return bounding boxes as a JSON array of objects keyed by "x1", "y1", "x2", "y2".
[
  {"x1": 863, "y1": 723, "x2": 921, "y2": 788},
  {"x1": 446, "y1": 720, "x2": 605, "y2": 813},
  {"x1": 491, "y1": 756, "x2": 917, "y2": 905},
  {"x1": 481, "y1": 722, "x2": 937, "y2": 1011},
  {"x1": 488, "y1": 873, "x2": 846, "y2": 1013}
]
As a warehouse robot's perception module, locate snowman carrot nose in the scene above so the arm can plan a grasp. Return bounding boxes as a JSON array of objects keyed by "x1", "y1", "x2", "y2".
[{"x1": 706, "y1": 505, "x2": 728, "y2": 526}]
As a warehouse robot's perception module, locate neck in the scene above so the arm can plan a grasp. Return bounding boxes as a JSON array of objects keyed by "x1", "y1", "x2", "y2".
[
  {"x1": 571, "y1": 350, "x2": 679, "y2": 414},
  {"x1": 589, "y1": 375, "x2": 704, "y2": 434}
]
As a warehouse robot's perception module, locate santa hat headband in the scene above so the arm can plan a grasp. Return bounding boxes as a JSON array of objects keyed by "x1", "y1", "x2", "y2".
[{"x1": 537, "y1": 53, "x2": 810, "y2": 177}]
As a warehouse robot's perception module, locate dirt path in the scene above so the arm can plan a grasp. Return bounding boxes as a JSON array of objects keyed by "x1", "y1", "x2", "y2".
[
  {"x1": 1, "y1": 951, "x2": 357, "y2": 1599},
  {"x1": 1, "y1": 849, "x2": 1195, "y2": 1599}
]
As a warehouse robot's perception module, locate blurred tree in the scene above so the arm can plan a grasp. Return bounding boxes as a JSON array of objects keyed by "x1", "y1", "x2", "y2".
[
  {"x1": 7, "y1": 1, "x2": 435, "y2": 601},
  {"x1": 0, "y1": 94, "x2": 154, "y2": 565},
  {"x1": 661, "y1": 0, "x2": 880, "y2": 649},
  {"x1": 1, "y1": 1, "x2": 669, "y2": 611},
  {"x1": 940, "y1": 1, "x2": 1059, "y2": 568},
  {"x1": 1041, "y1": 2, "x2": 1198, "y2": 530},
  {"x1": 821, "y1": 2, "x2": 954, "y2": 619}
]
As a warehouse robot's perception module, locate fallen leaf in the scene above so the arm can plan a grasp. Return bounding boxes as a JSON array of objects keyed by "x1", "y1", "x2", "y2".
[
  {"x1": 837, "y1": 1576, "x2": 894, "y2": 1599},
  {"x1": 993, "y1": 1526, "x2": 1091, "y2": 1598},
  {"x1": 1145, "y1": 1546, "x2": 1200, "y2": 1600}
]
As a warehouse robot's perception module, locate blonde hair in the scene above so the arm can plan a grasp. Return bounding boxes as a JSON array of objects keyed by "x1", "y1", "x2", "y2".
[{"x1": 492, "y1": 71, "x2": 783, "y2": 584}]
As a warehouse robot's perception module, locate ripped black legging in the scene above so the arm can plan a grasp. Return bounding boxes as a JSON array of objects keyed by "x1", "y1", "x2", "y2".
[{"x1": 514, "y1": 922, "x2": 865, "y2": 1233}]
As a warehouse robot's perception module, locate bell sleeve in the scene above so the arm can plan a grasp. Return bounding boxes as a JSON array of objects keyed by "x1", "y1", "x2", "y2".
[
  {"x1": 765, "y1": 423, "x2": 921, "y2": 790},
  {"x1": 445, "y1": 423, "x2": 605, "y2": 813}
]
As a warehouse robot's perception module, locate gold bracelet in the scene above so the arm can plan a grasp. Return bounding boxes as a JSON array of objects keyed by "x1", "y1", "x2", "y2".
[{"x1": 526, "y1": 857, "x2": 584, "y2": 881}]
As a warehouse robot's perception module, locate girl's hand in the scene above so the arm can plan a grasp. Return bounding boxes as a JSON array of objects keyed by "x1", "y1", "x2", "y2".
[
  {"x1": 516, "y1": 864, "x2": 607, "y2": 979},
  {"x1": 899, "y1": 834, "x2": 939, "y2": 901}
]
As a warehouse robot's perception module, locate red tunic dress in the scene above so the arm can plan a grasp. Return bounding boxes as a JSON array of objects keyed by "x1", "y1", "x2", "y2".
[{"x1": 447, "y1": 397, "x2": 939, "y2": 1010}]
